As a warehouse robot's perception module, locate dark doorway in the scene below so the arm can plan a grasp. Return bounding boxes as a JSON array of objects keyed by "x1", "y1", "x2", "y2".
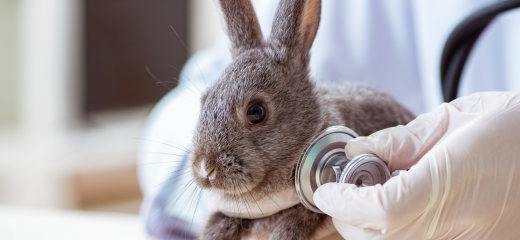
[{"x1": 84, "y1": 0, "x2": 188, "y2": 115}]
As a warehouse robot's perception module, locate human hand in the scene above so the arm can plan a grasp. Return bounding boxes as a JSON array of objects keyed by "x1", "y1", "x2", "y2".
[{"x1": 314, "y1": 92, "x2": 520, "y2": 239}]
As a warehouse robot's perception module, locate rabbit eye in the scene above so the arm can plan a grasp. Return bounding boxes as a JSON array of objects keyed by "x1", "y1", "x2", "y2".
[{"x1": 247, "y1": 104, "x2": 265, "y2": 124}]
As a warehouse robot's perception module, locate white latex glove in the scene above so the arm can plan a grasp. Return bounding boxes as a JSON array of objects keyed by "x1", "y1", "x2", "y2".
[{"x1": 314, "y1": 92, "x2": 520, "y2": 239}]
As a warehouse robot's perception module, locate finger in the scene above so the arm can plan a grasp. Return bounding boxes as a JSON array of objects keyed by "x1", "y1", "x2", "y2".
[
  {"x1": 313, "y1": 153, "x2": 433, "y2": 231},
  {"x1": 346, "y1": 102, "x2": 477, "y2": 171}
]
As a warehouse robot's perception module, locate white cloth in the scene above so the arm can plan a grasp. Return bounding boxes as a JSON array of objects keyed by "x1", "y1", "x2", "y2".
[
  {"x1": 314, "y1": 92, "x2": 520, "y2": 239},
  {"x1": 138, "y1": 1, "x2": 520, "y2": 239},
  {"x1": 207, "y1": 186, "x2": 300, "y2": 219}
]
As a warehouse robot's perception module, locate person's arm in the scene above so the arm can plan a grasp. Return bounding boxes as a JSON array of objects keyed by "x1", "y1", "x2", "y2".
[
  {"x1": 137, "y1": 39, "x2": 232, "y2": 238},
  {"x1": 314, "y1": 92, "x2": 520, "y2": 239}
]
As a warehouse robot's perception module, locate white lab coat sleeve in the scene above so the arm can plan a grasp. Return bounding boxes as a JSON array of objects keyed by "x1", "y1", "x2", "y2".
[{"x1": 137, "y1": 34, "x2": 231, "y2": 238}]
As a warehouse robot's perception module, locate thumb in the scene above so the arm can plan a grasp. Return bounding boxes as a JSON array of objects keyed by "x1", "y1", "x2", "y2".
[{"x1": 313, "y1": 153, "x2": 433, "y2": 231}]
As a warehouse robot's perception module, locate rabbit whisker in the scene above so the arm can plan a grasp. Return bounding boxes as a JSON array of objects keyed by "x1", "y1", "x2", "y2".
[
  {"x1": 135, "y1": 138, "x2": 193, "y2": 154},
  {"x1": 149, "y1": 179, "x2": 190, "y2": 222},
  {"x1": 168, "y1": 64, "x2": 202, "y2": 95},
  {"x1": 160, "y1": 140, "x2": 194, "y2": 154},
  {"x1": 167, "y1": 181, "x2": 198, "y2": 239},
  {"x1": 145, "y1": 65, "x2": 171, "y2": 90},
  {"x1": 241, "y1": 182, "x2": 265, "y2": 217},
  {"x1": 239, "y1": 182, "x2": 263, "y2": 239},
  {"x1": 225, "y1": 181, "x2": 241, "y2": 237},
  {"x1": 155, "y1": 81, "x2": 177, "y2": 84},
  {"x1": 151, "y1": 178, "x2": 195, "y2": 236},
  {"x1": 236, "y1": 183, "x2": 255, "y2": 227},
  {"x1": 190, "y1": 188, "x2": 203, "y2": 236},
  {"x1": 232, "y1": 180, "x2": 248, "y2": 232},
  {"x1": 240, "y1": 182, "x2": 264, "y2": 239},
  {"x1": 144, "y1": 151, "x2": 187, "y2": 157},
  {"x1": 146, "y1": 66, "x2": 200, "y2": 106},
  {"x1": 135, "y1": 160, "x2": 187, "y2": 167},
  {"x1": 167, "y1": 75, "x2": 202, "y2": 100},
  {"x1": 168, "y1": 167, "x2": 192, "y2": 175},
  {"x1": 170, "y1": 26, "x2": 207, "y2": 88},
  {"x1": 184, "y1": 186, "x2": 199, "y2": 238},
  {"x1": 257, "y1": 186, "x2": 283, "y2": 211},
  {"x1": 153, "y1": 170, "x2": 192, "y2": 188}
]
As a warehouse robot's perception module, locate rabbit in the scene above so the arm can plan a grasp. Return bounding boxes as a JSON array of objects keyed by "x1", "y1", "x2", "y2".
[{"x1": 188, "y1": 0, "x2": 415, "y2": 239}]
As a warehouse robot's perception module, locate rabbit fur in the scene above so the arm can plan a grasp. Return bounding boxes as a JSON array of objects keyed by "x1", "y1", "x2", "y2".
[{"x1": 189, "y1": 0, "x2": 415, "y2": 239}]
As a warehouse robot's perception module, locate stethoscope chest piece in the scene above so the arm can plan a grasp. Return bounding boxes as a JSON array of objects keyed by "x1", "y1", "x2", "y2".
[{"x1": 295, "y1": 126, "x2": 391, "y2": 213}]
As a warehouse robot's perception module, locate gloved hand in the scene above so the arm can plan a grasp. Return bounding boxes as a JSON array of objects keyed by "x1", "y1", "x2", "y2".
[{"x1": 313, "y1": 92, "x2": 520, "y2": 239}]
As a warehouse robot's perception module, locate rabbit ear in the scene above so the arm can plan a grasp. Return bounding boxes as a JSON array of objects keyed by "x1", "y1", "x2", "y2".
[
  {"x1": 218, "y1": 0, "x2": 264, "y2": 58},
  {"x1": 270, "y1": 0, "x2": 321, "y2": 56}
]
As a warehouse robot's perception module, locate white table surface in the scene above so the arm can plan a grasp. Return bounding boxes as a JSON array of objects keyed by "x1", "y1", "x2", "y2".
[{"x1": 0, "y1": 206, "x2": 153, "y2": 240}]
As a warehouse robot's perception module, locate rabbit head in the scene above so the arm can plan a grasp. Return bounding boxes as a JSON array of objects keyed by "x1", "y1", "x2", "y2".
[{"x1": 190, "y1": 0, "x2": 324, "y2": 197}]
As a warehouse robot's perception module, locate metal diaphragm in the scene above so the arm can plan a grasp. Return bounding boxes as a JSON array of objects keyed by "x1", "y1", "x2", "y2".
[
  {"x1": 339, "y1": 154, "x2": 391, "y2": 187},
  {"x1": 295, "y1": 126, "x2": 391, "y2": 214}
]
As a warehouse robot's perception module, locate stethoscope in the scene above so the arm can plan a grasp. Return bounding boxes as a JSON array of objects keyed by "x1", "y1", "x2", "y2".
[{"x1": 296, "y1": 0, "x2": 520, "y2": 213}]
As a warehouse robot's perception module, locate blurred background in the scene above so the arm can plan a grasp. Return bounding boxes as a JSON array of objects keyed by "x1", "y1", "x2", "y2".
[{"x1": 0, "y1": 0, "x2": 221, "y2": 238}]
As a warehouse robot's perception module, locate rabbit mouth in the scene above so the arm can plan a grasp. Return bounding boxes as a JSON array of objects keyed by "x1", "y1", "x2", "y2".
[
  {"x1": 196, "y1": 170, "x2": 263, "y2": 196},
  {"x1": 216, "y1": 182, "x2": 261, "y2": 196},
  {"x1": 193, "y1": 166, "x2": 258, "y2": 194},
  {"x1": 195, "y1": 176, "x2": 259, "y2": 196},
  {"x1": 191, "y1": 152, "x2": 266, "y2": 195}
]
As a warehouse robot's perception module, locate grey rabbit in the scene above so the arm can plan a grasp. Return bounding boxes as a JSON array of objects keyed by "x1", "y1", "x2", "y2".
[{"x1": 189, "y1": 0, "x2": 415, "y2": 239}]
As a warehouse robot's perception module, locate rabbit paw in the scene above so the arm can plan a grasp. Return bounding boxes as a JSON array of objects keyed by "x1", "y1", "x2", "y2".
[
  {"x1": 201, "y1": 212, "x2": 251, "y2": 240},
  {"x1": 268, "y1": 205, "x2": 326, "y2": 240}
]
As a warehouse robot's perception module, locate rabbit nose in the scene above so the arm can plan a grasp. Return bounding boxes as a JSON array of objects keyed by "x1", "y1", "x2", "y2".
[{"x1": 200, "y1": 160, "x2": 216, "y2": 179}]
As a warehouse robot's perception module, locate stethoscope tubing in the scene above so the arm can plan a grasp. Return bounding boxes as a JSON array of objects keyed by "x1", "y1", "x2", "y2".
[{"x1": 440, "y1": 0, "x2": 520, "y2": 102}]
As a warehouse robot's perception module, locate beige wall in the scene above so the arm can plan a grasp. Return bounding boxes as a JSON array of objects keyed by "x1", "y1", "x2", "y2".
[
  {"x1": 0, "y1": 0, "x2": 18, "y2": 127},
  {"x1": 188, "y1": 0, "x2": 222, "y2": 53}
]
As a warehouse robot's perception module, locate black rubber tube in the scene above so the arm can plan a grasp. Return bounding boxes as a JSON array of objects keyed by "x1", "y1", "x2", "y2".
[{"x1": 440, "y1": 0, "x2": 520, "y2": 102}]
